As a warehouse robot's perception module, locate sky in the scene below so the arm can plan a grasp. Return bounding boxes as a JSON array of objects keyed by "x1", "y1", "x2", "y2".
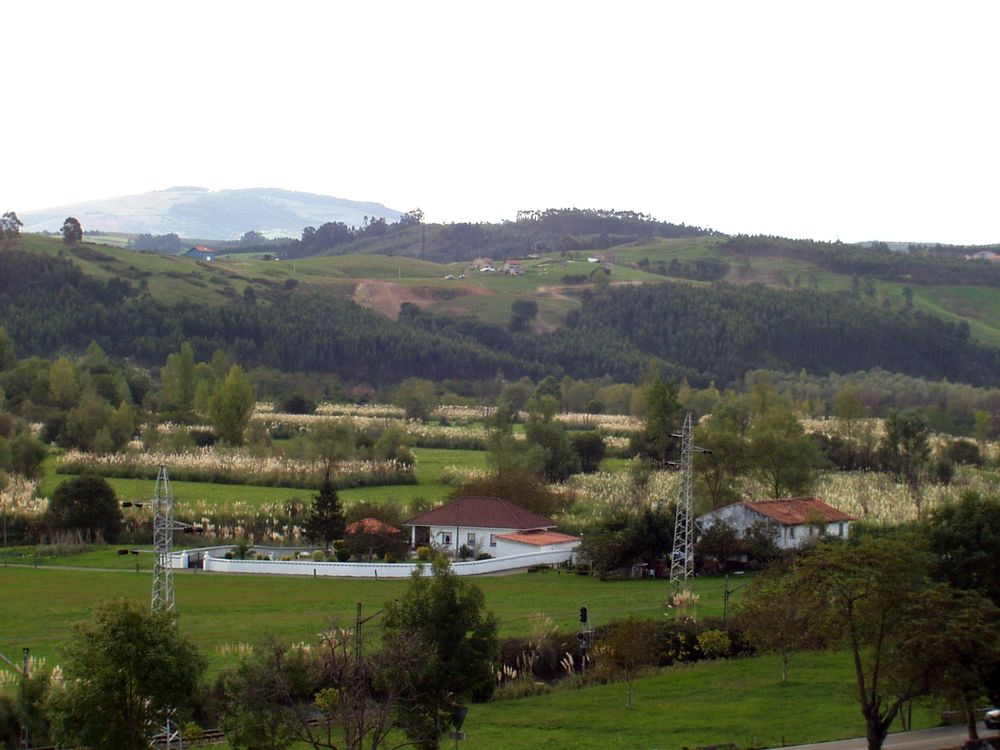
[{"x1": 4, "y1": 1, "x2": 999, "y2": 245}]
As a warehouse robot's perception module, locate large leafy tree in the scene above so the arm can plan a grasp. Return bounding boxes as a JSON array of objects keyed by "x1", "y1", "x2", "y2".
[
  {"x1": 45, "y1": 598, "x2": 206, "y2": 750},
  {"x1": 60, "y1": 216, "x2": 82, "y2": 244},
  {"x1": 747, "y1": 406, "x2": 825, "y2": 498},
  {"x1": 790, "y1": 537, "x2": 999, "y2": 750},
  {"x1": 382, "y1": 558, "x2": 499, "y2": 749},
  {"x1": 47, "y1": 474, "x2": 123, "y2": 542},
  {"x1": 210, "y1": 364, "x2": 255, "y2": 445},
  {"x1": 922, "y1": 490, "x2": 1000, "y2": 605}
]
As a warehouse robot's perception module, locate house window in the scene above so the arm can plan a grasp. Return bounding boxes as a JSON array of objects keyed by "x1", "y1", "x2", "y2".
[
  {"x1": 838, "y1": 523, "x2": 844, "y2": 537},
  {"x1": 788, "y1": 526, "x2": 796, "y2": 540},
  {"x1": 442, "y1": 533, "x2": 452, "y2": 546},
  {"x1": 489, "y1": 534, "x2": 497, "y2": 548},
  {"x1": 467, "y1": 533, "x2": 476, "y2": 545}
]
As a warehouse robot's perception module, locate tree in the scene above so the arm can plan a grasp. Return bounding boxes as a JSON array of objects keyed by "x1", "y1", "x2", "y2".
[
  {"x1": 879, "y1": 410, "x2": 931, "y2": 515},
  {"x1": 922, "y1": 490, "x2": 1000, "y2": 605},
  {"x1": 894, "y1": 586, "x2": 1000, "y2": 742},
  {"x1": 221, "y1": 629, "x2": 429, "y2": 750},
  {"x1": 382, "y1": 558, "x2": 499, "y2": 749},
  {"x1": 1, "y1": 211, "x2": 22, "y2": 246},
  {"x1": 695, "y1": 520, "x2": 740, "y2": 573},
  {"x1": 394, "y1": 378, "x2": 436, "y2": 421},
  {"x1": 60, "y1": 216, "x2": 82, "y2": 244},
  {"x1": 524, "y1": 402, "x2": 580, "y2": 482},
  {"x1": 508, "y1": 299, "x2": 538, "y2": 333},
  {"x1": 210, "y1": 365, "x2": 255, "y2": 445},
  {"x1": 735, "y1": 565, "x2": 815, "y2": 681},
  {"x1": 601, "y1": 616, "x2": 659, "y2": 708},
  {"x1": 44, "y1": 598, "x2": 206, "y2": 750},
  {"x1": 0, "y1": 327, "x2": 16, "y2": 371},
  {"x1": 747, "y1": 407, "x2": 825, "y2": 498},
  {"x1": 570, "y1": 431, "x2": 606, "y2": 473},
  {"x1": 161, "y1": 342, "x2": 198, "y2": 413},
  {"x1": 791, "y1": 537, "x2": 934, "y2": 750},
  {"x1": 309, "y1": 419, "x2": 357, "y2": 478},
  {"x1": 303, "y1": 478, "x2": 345, "y2": 554},
  {"x1": 694, "y1": 414, "x2": 747, "y2": 509},
  {"x1": 835, "y1": 384, "x2": 867, "y2": 469},
  {"x1": 47, "y1": 474, "x2": 122, "y2": 541},
  {"x1": 630, "y1": 374, "x2": 681, "y2": 466}
]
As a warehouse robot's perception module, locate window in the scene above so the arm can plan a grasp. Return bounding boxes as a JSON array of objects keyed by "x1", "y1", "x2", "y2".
[
  {"x1": 838, "y1": 523, "x2": 844, "y2": 537},
  {"x1": 467, "y1": 533, "x2": 476, "y2": 545},
  {"x1": 442, "y1": 533, "x2": 452, "y2": 546},
  {"x1": 788, "y1": 526, "x2": 796, "y2": 540},
  {"x1": 489, "y1": 534, "x2": 497, "y2": 548}
]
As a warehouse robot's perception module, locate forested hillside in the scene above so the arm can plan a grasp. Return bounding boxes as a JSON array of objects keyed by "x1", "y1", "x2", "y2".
[{"x1": 2, "y1": 241, "x2": 997, "y2": 388}]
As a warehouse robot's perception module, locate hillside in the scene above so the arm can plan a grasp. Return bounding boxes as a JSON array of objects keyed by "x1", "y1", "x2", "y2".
[
  {"x1": 2, "y1": 233, "x2": 999, "y2": 388},
  {"x1": 18, "y1": 186, "x2": 402, "y2": 240}
]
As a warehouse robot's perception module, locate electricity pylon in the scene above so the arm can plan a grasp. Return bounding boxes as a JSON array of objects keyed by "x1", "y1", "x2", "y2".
[
  {"x1": 151, "y1": 464, "x2": 178, "y2": 614},
  {"x1": 669, "y1": 412, "x2": 708, "y2": 586}
]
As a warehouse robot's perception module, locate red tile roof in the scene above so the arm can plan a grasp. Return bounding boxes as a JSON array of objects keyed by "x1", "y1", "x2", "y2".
[
  {"x1": 495, "y1": 530, "x2": 580, "y2": 547},
  {"x1": 747, "y1": 497, "x2": 854, "y2": 525},
  {"x1": 193, "y1": 245, "x2": 214, "y2": 253},
  {"x1": 345, "y1": 517, "x2": 400, "y2": 535},
  {"x1": 404, "y1": 496, "x2": 556, "y2": 531}
]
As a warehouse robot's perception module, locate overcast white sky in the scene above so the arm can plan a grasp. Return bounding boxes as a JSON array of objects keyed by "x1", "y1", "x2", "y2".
[{"x1": 4, "y1": 1, "x2": 998, "y2": 244}]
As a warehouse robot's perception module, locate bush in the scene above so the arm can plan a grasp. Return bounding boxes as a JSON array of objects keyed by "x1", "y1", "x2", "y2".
[
  {"x1": 416, "y1": 545, "x2": 432, "y2": 560},
  {"x1": 475, "y1": 552, "x2": 493, "y2": 560},
  {"x1": 311, "y1": 550, "x2": 325, "y2": 562},
  {"x1": 696, "y1": 629, "x2": 732, "y2": 659}
]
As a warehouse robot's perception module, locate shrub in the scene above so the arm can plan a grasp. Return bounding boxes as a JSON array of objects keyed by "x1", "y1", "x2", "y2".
[
  {"x1": 416, "y1": 546, "x2": 432, "y2": 560},
  {"x1": 475, "y1": 552, "x2": 493, "y2": 560},
  {"x1": 696, "y1": 629, "x2": 732, "y2": 659},
  {"x1": 311, "y1": 550, "x2": 325, "y2": 562}
]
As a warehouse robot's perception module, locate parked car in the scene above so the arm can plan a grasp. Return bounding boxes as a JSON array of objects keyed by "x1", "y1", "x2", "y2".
[{"x1": 985, "y1": 707, "x2": 1000, "y2": 730}]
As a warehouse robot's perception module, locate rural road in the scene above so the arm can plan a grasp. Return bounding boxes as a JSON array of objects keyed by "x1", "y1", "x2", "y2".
[{"x1": 768, "y1": 723, "x2": 994, "y2": 750}]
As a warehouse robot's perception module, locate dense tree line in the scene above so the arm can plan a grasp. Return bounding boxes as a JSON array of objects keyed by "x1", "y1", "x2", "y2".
[
  {"x1": 723, "y1": 235, "x2": 1000, "y2": 287},
  {"x1": 3, "y1": 247, "x2": 998, "y2": 390},
  {"x1": 545, "y1": 282, "x2": 1000, "y2": 387}
]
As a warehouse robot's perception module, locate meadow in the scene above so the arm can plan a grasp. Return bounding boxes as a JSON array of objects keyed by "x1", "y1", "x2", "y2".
[{"x1": 0, "y1": 565, "x2": 729, "y2": 672}]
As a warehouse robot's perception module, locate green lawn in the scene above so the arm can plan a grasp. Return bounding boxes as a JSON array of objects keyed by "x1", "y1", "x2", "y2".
[
  {"x1": 459, "y1": 651, "x2": 938, "y2": 750},
  {"x1": 0, "y1": 565, "x2": 726, "y2": 673}
]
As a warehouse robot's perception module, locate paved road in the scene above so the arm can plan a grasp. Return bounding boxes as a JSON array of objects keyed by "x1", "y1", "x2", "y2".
[{"x1": 768, "y1": 722, "x2": 995, "y2": 750}]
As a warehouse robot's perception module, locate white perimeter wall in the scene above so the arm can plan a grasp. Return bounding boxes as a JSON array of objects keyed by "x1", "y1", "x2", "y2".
[{"x1": 172, "y1": 548, "x2": 577, "y2": 577}]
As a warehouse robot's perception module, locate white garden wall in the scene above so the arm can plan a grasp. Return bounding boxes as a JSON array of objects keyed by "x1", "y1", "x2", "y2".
[{"x1": 171, "y1": 548, "x2": 576, "y2": 577}]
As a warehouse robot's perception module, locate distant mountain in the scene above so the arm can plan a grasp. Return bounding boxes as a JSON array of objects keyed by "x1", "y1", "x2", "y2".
[{"x1": 19, "y1": 187, "x2": 403, "y2": 240}]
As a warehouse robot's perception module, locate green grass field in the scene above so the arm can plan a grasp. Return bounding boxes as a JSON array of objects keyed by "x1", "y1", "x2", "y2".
[
  {"x1": 0, "y1": 562, "x2": 942, "y2": 749},
  {"x1": 0, "y1": 565, "x2": 730, "y2": 670},
  {"x1": 459, "y1": 651, "x2": 938, "y2": 750}
]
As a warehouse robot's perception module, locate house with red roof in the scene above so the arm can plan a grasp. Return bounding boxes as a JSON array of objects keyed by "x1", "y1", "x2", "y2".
[
  {"x1": 183, "y1": 245, "x2": 215, "y2": 261},
  {"x1": 404, "y1": 496, "x2": 580, "y2": 558},
  {"x1": 697, "y1": 497, "x2": 854, "y2": 550}
]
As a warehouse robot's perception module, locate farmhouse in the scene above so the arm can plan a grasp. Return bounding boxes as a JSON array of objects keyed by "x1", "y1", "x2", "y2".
[
  {"x1": 502, "y1": 260, "x2": 524, "y2": 276},
  {"x1": 697, "y1": 497, "x2": 854, "y2": 550},
  {"x1": 184, "y1": 245, "x2": 216, "y2": 261},
  {"x1": 404, "y1": 496, "x2": 581, "y2": 558}
]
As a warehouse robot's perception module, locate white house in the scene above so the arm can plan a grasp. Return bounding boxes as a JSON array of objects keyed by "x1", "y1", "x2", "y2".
[
  {"x1": 697, "y1": 497, "x2": 854, "y2": 550},
  {"x1": 404, "y1": 496, "x2": 580, "y2": 558}
]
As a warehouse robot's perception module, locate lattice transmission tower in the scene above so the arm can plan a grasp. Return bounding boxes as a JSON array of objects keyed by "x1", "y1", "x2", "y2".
[
  {"x1": 669, "y1": 412, "x2": 708, "y2": 586},
  {"x1": 151, "y1": 464, "x2": 177, "y2": 614}
]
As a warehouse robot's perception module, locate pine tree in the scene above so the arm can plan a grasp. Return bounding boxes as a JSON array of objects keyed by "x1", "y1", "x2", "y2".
[{"x1": 303, "y1": 478, "x2": 345, "y2": 553}]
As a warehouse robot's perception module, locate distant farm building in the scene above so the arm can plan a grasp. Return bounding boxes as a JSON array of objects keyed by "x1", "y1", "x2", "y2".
[
  {"x1": 184, "y1": 245, "x2": 215, "y2": 261},
  {"x1": 697, "y1": 497, "x2": 855, "y2": 550}
]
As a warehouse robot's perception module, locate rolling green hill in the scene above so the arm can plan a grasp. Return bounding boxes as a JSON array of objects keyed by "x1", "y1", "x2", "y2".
[{"x1": 2, "y1": 228, "x2": 999, "y2": 387}]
